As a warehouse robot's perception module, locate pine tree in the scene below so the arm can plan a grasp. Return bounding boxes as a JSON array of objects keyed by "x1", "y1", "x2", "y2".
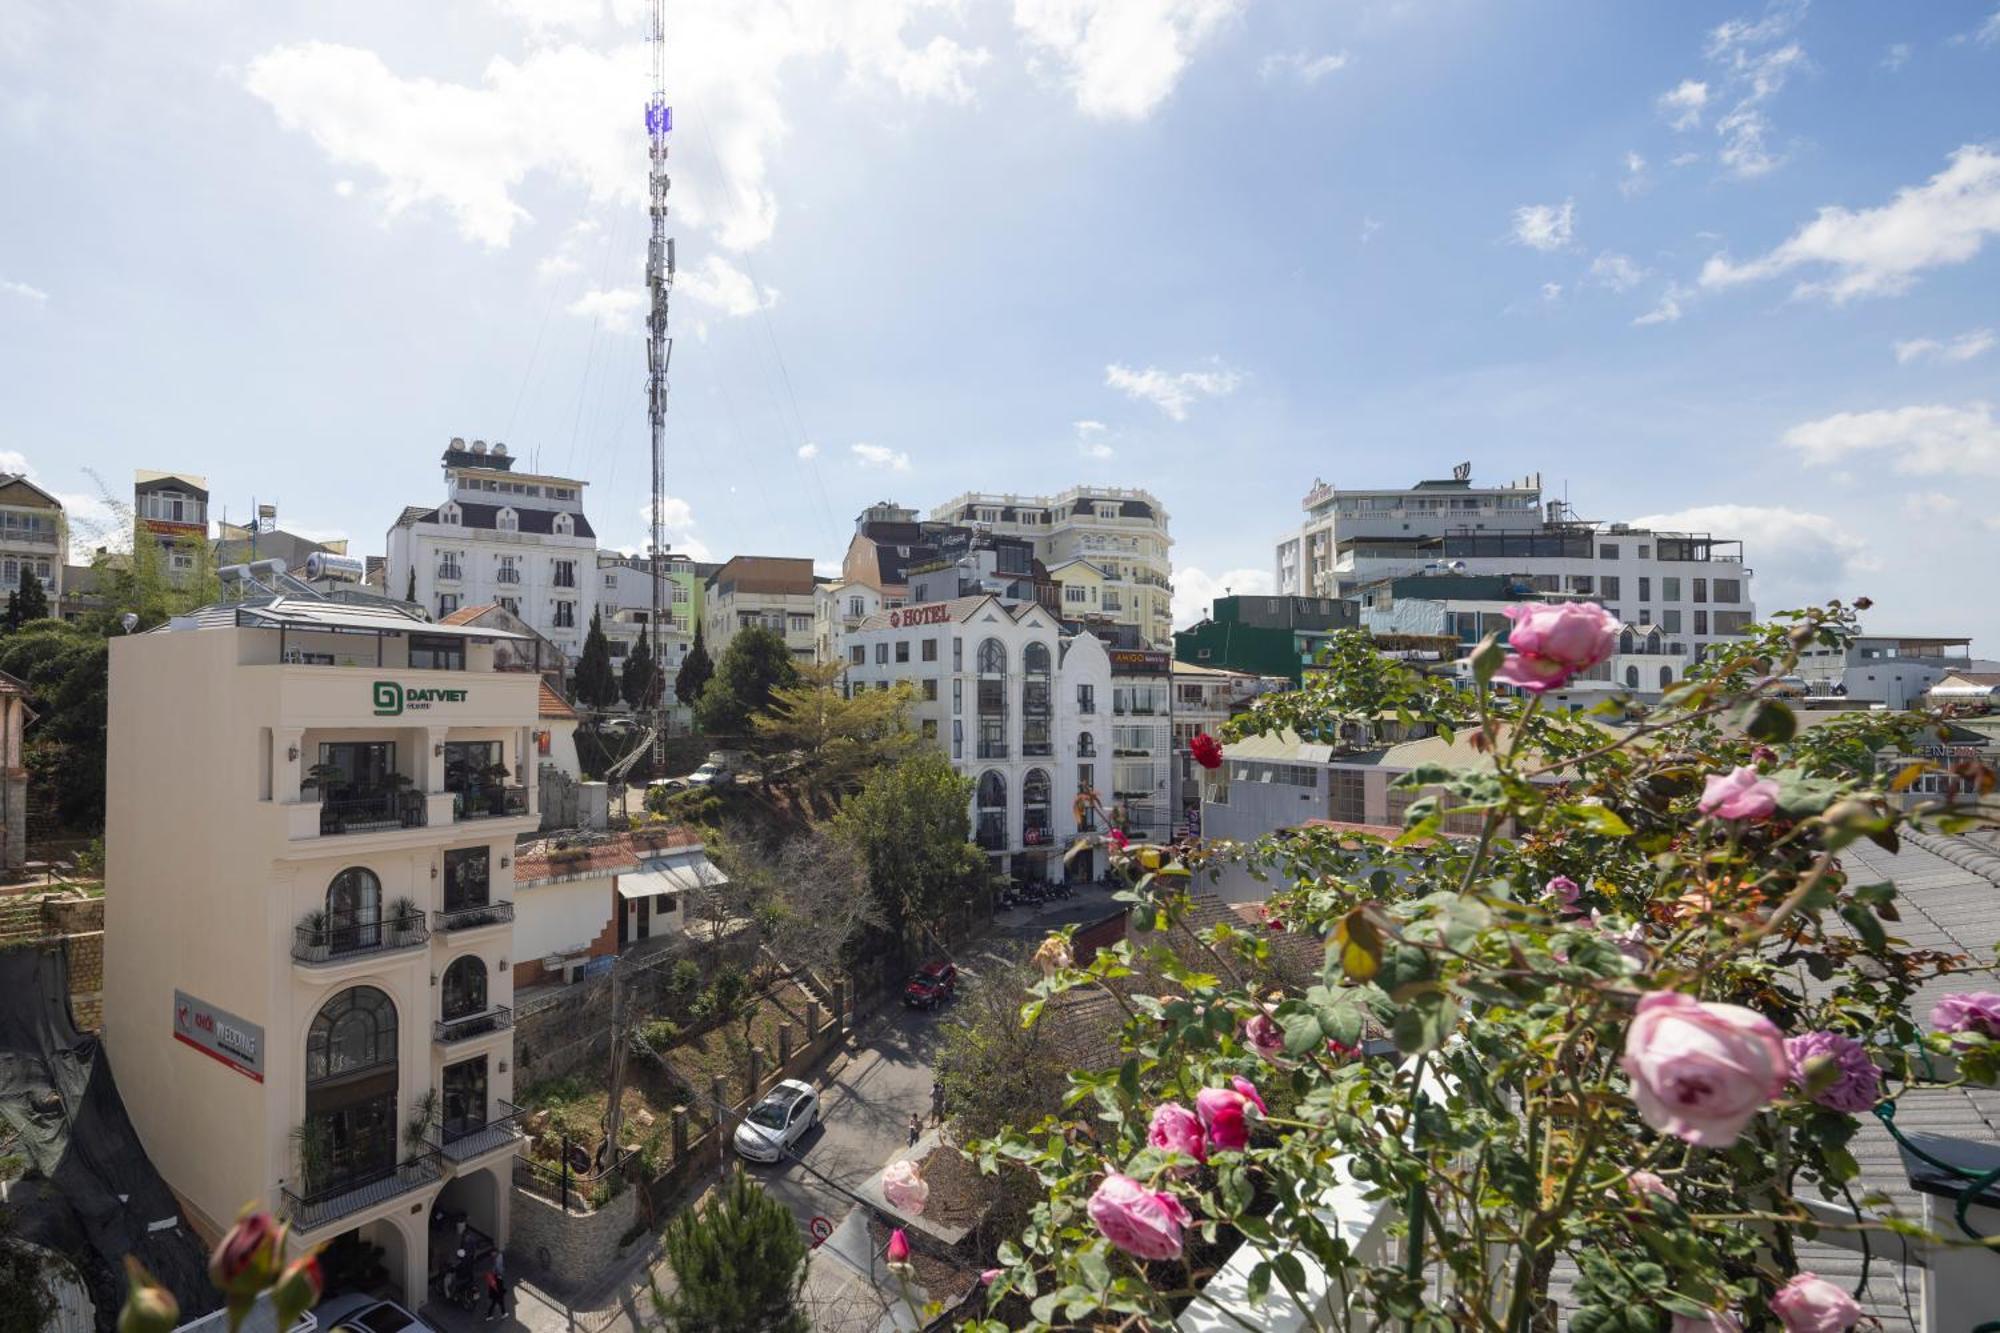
[
  {"x1": 621, "y1": 634, "x2": 655, "y2": 710},
  {"x1": 575, "y1": 608, "x2": 619, "y2": 710},
  {"x1": 693, "y1": 626, "x2": 797, "y2": 737},
  {"x1": 654, "y1": 1169, "x2": 808, "y2": 1333},
  {"x1": 675, "y1": 623, "x2": 713, "y2": 707},
  {"x1": 12, "y1": 566, "x2": 48, "y2": 625}
]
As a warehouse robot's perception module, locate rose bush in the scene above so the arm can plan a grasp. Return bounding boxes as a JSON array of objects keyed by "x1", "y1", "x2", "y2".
[{"x1": 960, "y1": 608, "x2": 1997, "y2": 1332}]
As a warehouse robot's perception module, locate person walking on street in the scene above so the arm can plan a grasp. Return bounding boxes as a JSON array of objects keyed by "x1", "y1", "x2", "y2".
[
  {"x1": 930, "y1": 1081, "x2": 945, "y2": 1126},
  {"x1": 483, "y1": 1262, "x2": 508, "y2": 1322},
  {"x1": 907, "y1": 1111, "x2": 921, "y2": 1147}
]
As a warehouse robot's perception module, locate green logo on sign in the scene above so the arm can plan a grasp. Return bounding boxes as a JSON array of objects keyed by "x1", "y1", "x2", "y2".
[
  {"x1": 373, "y1": 682, "x2": 403, "y2": 716},
  {"x1": 373, "y1": 681, "x2": 469, "y2": 715}
]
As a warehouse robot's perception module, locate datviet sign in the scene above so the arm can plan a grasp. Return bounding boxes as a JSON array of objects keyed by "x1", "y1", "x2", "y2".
[
  {"x1": 887, "y1": 604, "x2": 952, "y2": 629},
  {"x1": 174, "y1": 989, "x2": 264, "y2": 1082},
  {"x1": 373, "y1": 681, "x2": 470, "y2": 716}
]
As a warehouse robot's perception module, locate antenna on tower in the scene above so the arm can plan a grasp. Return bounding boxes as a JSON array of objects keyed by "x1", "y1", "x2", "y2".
[{"x1": 645, "y1": 0, "x2": 676, "y2": 771}]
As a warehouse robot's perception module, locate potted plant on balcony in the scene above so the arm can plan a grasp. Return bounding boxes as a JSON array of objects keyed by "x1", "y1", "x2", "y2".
[
  {"x1": 389, "y1": 895, "x2": 422, "y2": 947},
  {"x1": 291, "y1": 1119, "x2": 332, "y2": 1197},
  {"x1": 404, "y1": 1089, "x2": 440, "y2": 1161},
  {"x1": 298, "y1": 907, "x2": 331, "y2": 962},
  {"x1": 380, "y1": 770, "x2": 422, "y2": 826},
  {"x1": 480, "y1": 761, "x2": 513, "y2": 815}
]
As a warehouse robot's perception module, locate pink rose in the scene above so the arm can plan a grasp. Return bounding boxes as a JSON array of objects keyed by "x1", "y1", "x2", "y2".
[
  {"x1": 1231, "y1": 1076, "x2": 1267, "y2": 1115},
  {"x1": 1627, "y1": 1170, "x2": 1677, "y2": 1203},
  {"x1": 1243, "y1": 1011, "x2": 1288, "y2": 1064},
  {"x1": 1785, "y1": 1032, "x2": 1883, "y2": 1114},
  {"x1": 1086, "y1": 1173, "x2": 1191, "y2": 1262},
  {"x1": 1699, "y1": 766, "x2": 1780, "y2": 822},
  {"x1": 1931, "y1": 991, "x2": 2000, "y2": 1039},
  {"x1": 1546, "y1": 875, "x2": 1583, "y2": 915},
  {"x1": 1147, "y1": 1102, "x2": 1207, "y2": 1165},
  {"x1": 885, "y1": 1228, "x2": 910, "y2": 1265},
  {"x1": 1108, "y1": 828, "x2": 1129, "y2": 851},
  {"x1": 1195, "y1": 1078, "x2": 1266, "y2": 1152},
  {"x1": 1620, "y1": 991, "x2": 1788, "y2": 1146},
  {"x1": 1589, "y1": 910, "x2": 1649, "y2": 967},
  {"x1": 980, "y1": 1268, "x2": 1001, "y2": 1286},
  {"x1": 881, "y1": 1159, "x2": 929, "y2": 1215},
  {"x1": 1491, "y1": 602, "x2": 1620, "y2": 693},
  {"x1": 1768, "y1": 1273, "x2": 1862, "y2": 1333},
  {"x1": 1672, "y1": 1312, "x2": 1741, "y2": 1333}
]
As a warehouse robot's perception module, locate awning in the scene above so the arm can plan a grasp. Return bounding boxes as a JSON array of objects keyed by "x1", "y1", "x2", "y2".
[
  {"x1": 1929, "y1": 684, "x2": 1998, "y2": 699},
  {"x1": 616, "y1": 849, "x2": 728, "y2": 900}
]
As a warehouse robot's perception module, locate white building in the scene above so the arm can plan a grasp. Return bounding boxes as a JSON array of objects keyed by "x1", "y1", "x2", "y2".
[
  {"x1": 815, "y1": 579, "x2": 882, "y2": 667},
  {"x1": 1797, "y1": 634, "x2": 1979, "y2": 709},
  {"x1": 1106, "y1": 646, "x2": 1174, "y2": 844},
  {"x1": 1276, "y1": 472, "x2": 1545, "y2": 599},
  {"x1": 103, "y1": 588, "x2": 538, "y2": 1307},
  {"x1": 386, "y1": 439, "x2": 597, "y2": 664},
  {"x1": 930, "y1": 487, "x2": 1174, "y2": 647},
  {"x1": 843, "y1": 596, "x2": 1113, "y2": 883},
  {"x1": 596, "y1": 551, "x2": 696, "y2": 715},
  {"x1": 0, "y1": 473, "x2": 65, "y2": 610},
  {"x1": 703, "y1": 556, "x2": 818, "y2": 663},
  {"x1": 1170, "y1": 662, "x2": 1287, "y2": 834}
]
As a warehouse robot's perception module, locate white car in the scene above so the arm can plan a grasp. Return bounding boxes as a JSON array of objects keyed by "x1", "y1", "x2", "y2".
[
  {"x1": 306, "y1": 1296, "x2": 431, "y2": 1333},
  {"x1": 685, "y1": 761, "x2": 732, "y2": 788},
  {"x1": 733, "y1": 1079, "x2": 819, "y2": 1163}
]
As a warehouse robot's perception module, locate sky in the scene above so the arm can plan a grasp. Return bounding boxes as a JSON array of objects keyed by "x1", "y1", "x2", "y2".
[{"x1": 3, "y1": 0, "x2": 1999, "y2": 640}]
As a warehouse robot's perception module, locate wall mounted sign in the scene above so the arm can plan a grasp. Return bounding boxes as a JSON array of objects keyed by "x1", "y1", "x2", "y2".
[
  {"x1": 373, "y1": 681, "x2": 471, "y2": 716},
  {"x1": 887, "y1": 604, "x2": 952, "y2": 629},
  {"x1": 174, "y1": 989, "x2": 264, "y2": 1082}
]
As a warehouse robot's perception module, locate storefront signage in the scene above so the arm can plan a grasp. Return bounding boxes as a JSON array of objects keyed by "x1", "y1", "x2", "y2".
[
  {"x1": 887, "y1": 604, "x2": 952, "y2": 629},
  {"x1": 372, "y1": 681, "x2": 471, "y2": 716},
  {"x1": 174, "y1": 989, "x2": 264, "y2": 1082},
  {"x1": 1108, "y1": 649, "x2": 1170, "y2": 672}
]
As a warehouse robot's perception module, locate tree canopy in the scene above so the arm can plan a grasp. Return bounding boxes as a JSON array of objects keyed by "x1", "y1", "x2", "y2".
[
  {"x1": 833, "y1": 748, "x2": 986, "y2": 949},
  {"x1": 3, "y1": 566, "x2": 49, "y2": 631},
  {"x1": 676, "y1": 623, "x2": 713, "y2": 708},
  {"x1": 694, "y1": 626, "x2": 797, "y2": 737},
  {"x1": 654, "y1": 1169, "x2": 808, "y2": 1333},
  {"x1": 621, "y1": 634, "x2": 656, "y2": 712},
  {"x1": 574, "y1": 608, "x2": 618, "y2": 710},
  {"x1": 749, "y1": 661, "x2": 921, "y2": 796}
]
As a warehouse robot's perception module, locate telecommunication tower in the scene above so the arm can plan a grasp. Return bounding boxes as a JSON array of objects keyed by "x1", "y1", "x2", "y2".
[{"x1": 644, "y1": 0, "x2": 675, "y2": 768}]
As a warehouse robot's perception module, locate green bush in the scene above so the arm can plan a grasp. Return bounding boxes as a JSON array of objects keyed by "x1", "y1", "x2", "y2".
[
  {"x1": 710, "y1": 968, "x2": 747, "y2": 1014},
  {"x1": 636, "y1": 1017, "x2": 681, "y2": 1049},
  {"x1": 668, "y1": 958, "x2": 702, "y2": 1000}
]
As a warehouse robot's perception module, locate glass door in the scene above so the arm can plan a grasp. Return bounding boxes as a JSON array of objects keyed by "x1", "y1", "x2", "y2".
[{"x1": 442, "y1": 1056, "x2": 489, "y2": 1142}]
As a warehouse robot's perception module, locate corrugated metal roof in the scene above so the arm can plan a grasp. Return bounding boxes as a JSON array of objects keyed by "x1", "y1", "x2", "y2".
[
  {"x1": 157, "y1": 596, "x2": 530, "y2": 639},
  {"x1": 617, "y1": 848, "x2": 728, "y2": 899}
]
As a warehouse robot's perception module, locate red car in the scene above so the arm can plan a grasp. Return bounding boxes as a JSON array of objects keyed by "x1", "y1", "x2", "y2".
[{"x1": 903, "y1": 960, "x2": 959, "y2": 1009}]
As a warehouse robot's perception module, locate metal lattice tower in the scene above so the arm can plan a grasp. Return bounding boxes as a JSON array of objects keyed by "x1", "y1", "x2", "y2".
[{"x1": 645, "y1": 0, "x2": 675, "y2": 768}]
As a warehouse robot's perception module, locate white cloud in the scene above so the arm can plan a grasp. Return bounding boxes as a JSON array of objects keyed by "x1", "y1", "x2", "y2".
[
  {"x1": 1104, "y1": 361, "x2": 1242, "y2": 421},
  {"x1": 1258, "y1": 48, "x2": 1349, "y2": 84},
  {"x1": 568, "y1": 286, "x2": 645, "y2": 332},
  {"x1": 1783, "y1": 402, "x2": 2000, "y2": 476},
  {"x1": 1902, "y1": 490, "x2": 1960, "y2": 518},
  {"x1": 0, "y1": 451, "x2": 27, "y2": 474},
  {"x1": 1, "y1": 278, "x2": 48, "y2": 304},
  {"x1": 1510, "y1": 200, "x2": 1574, "y2": 252},
  {"x1": 536, "y1": 218, "x2": 597, "y2": 279},
  {"x1": 1633, "y1": 284, "x2": 1688, "y2": 326},
  {"x1": 1359, "y1": 216, "x2": 1382, "y2": 244},
  {"x1": 332, "y1": 179, "x2": 356, "y2": 197},
  {"x1": 1539, "y1": 281, "x2": 1563, "y2": 302},
  {"x1": 1657, "y1": 79, "x2": 1709, "y2": 130},
  {"x1": 1619, "y1": 150, "x2": 1650, "y2": 198},
  {"x1": 677, "y1": 254, "x2": 777, "y2": 316},
  {"x1": 796, "y1": 442, "x2": 820, "y2": 460},
  {"x1": 1881, "y1": 42, "x2": 1911, "y2": 71},
  {"x1": 245, "y1": 4, "x2": 988, "y2": 253},
  {"x1": 1978, "y1": 8, "x2": 2000, "y2": 45},
  {"x1": 1699, "y1": 146, "x2": 2000, "y2": 301},
  {"x1": 1589, "y1": 251, "x2": 1648, "y2": 292},
  {"x1": 632, "y1": 495, "x2": 712, "y2": 562},
  {"x1": 1669, "y1": 150, "x2": 1702, "y2": 168},
  {"x1": 1074, "y1": 420, "x2": 1113, "y2": 459},
  {"x1": 1629, "y1": 502, "x2": 1875, "y2": 612},
  {"x1": 850, "y1": 442, "x2": 911, "y2": 471},
  {"x1": 1173, "y1": 565, "x2": 1272, "y2": 630},
  {"x1": 1894, "y1": 329, "x2": 1995, "y2": 365},
  {"x1": 1013, "y1": 0, "x2": 1242, "y2": 120}
]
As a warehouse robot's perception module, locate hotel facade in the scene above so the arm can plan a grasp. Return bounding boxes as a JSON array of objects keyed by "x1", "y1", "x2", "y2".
[{"x1": 103, "y1": 590, "x2": 539, "y2": 1307}]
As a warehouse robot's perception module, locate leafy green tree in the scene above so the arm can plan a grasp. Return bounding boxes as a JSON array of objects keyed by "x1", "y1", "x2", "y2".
[
  {"x1": 654, "y1": 1169, "x2": 808, "y2": 1333},
  {"x1": 694, "y1": 626, "x2": 797, "y2": 737},
  {"x1": 621, "y1": 634, "x2": 656, "y2": 711},
  {"x1": 574, "y1": 608, "x2": 619, "y2": 709},
  {"x1": 0, "y1": 1210, "x2": 53, "y2": 1333},
  {"x1": 676, "y1": 624, "x2": 713, "y2": 708},
  {"x1": 0, "y1": 621, "x2": 107, "y2": 831},
  {"x1": 2, "y1": 566, "x2": 48, "y2": 632},
  {"x1": 749, "y1": 660, "x2": 920, "y2": 796},
  {"x1": 86, "y1": 534, "x2": 218, "y2": 634},
  {"x1": 833, "y1": 748, "x2": 986, "y2": 946}
]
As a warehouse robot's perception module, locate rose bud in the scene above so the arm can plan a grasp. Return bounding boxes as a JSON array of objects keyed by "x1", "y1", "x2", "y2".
[
  {"x1": 270, "y1": 1253, "x2": 323, "y2": 1332},
  {"x1": 209, "y1": 1209, "x2": 285, "y2": 1299},
  {"x1": 118, "y1": 1258, "x2": 179, "y2": 1333}
]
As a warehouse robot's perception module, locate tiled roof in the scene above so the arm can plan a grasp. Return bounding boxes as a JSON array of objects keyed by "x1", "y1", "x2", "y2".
[
  {"x1": 538, "y1": 680, "x2": 577, "y2": 720},
  {"x1": 513, "y1": 839, "x2": 638, "y2": 884},
  {"x1": 440, "y1": 604, "x2": 496, "y2": 625}
]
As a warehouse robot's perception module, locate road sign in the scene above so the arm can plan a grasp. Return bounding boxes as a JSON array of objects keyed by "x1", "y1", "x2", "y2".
[{"x1": 808, "y1": 1216, "x2": 833, "y2": 1247}]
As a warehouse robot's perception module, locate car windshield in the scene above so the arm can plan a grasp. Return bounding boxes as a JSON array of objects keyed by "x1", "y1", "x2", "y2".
[
  {"x1": 747, "y1": 1099, "x2": 790, "y2": 1129},
  {"x1": 356, "y1": 1307, "x2": 418, "y2": 1333},
  {"x1": 906, "y1": 976, "x2": 933, "y2": 988}
]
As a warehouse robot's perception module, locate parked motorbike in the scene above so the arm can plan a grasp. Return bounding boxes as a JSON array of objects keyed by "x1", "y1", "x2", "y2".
[{"x1": 436, "y1": 1249, "x2": 481, "y2": 1312}]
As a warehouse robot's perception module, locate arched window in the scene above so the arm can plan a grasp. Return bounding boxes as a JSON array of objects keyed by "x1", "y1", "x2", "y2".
[
  {"x1": 307, "y1": 986, "x2": 398, "y2": 1084},
  {"x1": 1023, "y1": 768, "x2": 1051, "y2": 807},
  {"x1": 438, "y1": 503, "x2": 460, "y2": 526},
  {"x1": 1619, "y1": 629, "x2": 1636, "y2": 655},
  {"x1": 977, "y1": 639, "x2": 1007, "y2": 674},
  {"x1": 1023, "y1": 641, "x2": 1051, "y2": 677},
  {"x1": 1077, "y1": 731, "x2": 1096, "y2": 757},
  {"x1": 497, "y1": 507, "x2": 519, "y2": 533},
  {"x1": 325, "y1": 867, "x2": 381, "y2": 951},
  {"x1": 977, "y1": 770, "x2": 1007, "y2": 809},
  {"x1": 1659, "y1": 666, "x2": 1674, "y2": 688},
  {"x1": 1624, "y1": 665, "x2": 1640, "y2": 689},
  {"x1": 441, "y1": 956, "x2": 487, "y2": 1020},
  {"x1": 552, "y1": 512, "x2": 572, "y2": 535}
]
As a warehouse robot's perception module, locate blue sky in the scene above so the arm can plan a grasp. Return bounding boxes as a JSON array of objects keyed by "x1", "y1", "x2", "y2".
[{"x1": 3, "y1": 1, "x2": 1998, "y2": 640}]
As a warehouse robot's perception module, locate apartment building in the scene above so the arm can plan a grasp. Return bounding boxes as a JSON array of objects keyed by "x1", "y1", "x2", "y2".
[
  {"x1": 386, "y1": 439, "x2": 597, "y2": 664},
  {"x1": 930, "y1": 487, "x2": 1174, "y2": 647},
  {"x1": 842, "y1": 596, "x2": 1113, "y2": 883},
  {"x1": 815, "y1": 580, "x2": 882, "y2": 667},
  {"x1": 1797, "y1": 634, "x2": 1981, "y2": 709},
  {"x1": 702, "y1": 555, "x2": 818, "y2": 663},
  {"x1": 135, "y1": 469, "x2": 210, "y2": 579},
  {"x1": 1106, "y1": 647, "x2": 1174, "y2": 844},
  {"x1": 1170, "y1": 662, "x2": 1286, "y2": 834},
  {"x1": 0, "y1": 473, "x2": 65, "y2": 610},
  {"x1": 102, "y1": 587, "x2": 538, "y2": 1306},
  {"x1": 1174, "y1": 595, "x2": 1361, "y2": 685},
  {"x1": 596, "y1": 551, "x2": 700, "y2": 711},
  {"x1": 1276, "y1": 472, "x2": 1545, "y2": 599}
]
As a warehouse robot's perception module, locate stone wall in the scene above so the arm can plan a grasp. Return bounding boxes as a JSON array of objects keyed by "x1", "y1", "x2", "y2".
[
  {"x1": 512, "y1": 976, "x2": 613, "y2": 1085},
  {"x1": 507, "y1": 1178, "x2": 640, "y2": 1295}
]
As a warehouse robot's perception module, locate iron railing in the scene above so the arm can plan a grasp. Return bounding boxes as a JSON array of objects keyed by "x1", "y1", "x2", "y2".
[
  {"x1": 976, "y1": 742, "x2": 1009, "y2": 760},
  {"x1": 454, "y1": 786, "x2": 529, "y2": 821},
  {"x1": 513, "y1": 1142, "x2": 637, "y2": 1210},
  {"x1": 280, "y1": 1153, "x2": 443, "y2": 1232},
  {"x1": 292, "y1": 912, "x2": 429, "y2": 964},
  {"x1": 975, "y1": 818, "x2": 1007, "y2": 851},
  {"x1": 430, "y1": 1100, "x2": 527, "y2": 1164},
  {"x1": 433, "y1": 1005, "x2": 513, "y2": 1045},
  {"x1": 432, "y1": 900, "x2": 514, "y2": 932},
  {"x1": 317, "y1": 791, "x2": 426, "y2": 836}
]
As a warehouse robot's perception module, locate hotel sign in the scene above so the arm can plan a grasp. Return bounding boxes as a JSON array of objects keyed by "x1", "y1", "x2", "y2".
[
  {"x1": 372, "y1": 681, "x2": 471, "y2": 715},
  {"x1": 887, "y1": 605, "x2": 952, "y2": 629},
  {"x1": 174, "y1": 989, "x2": 264, "y2": 1082}
]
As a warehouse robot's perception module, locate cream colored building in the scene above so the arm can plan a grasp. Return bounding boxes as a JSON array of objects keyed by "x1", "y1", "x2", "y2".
[
  {"x1": 929, "y1": 487, "x2": 1173, "y2": 647},
  {"x1": 104, "y1": 592, "x2": 538, "y2": 1307},
  {"x1": 701, "y1": 555, "x2": 818, "y2": 663}
]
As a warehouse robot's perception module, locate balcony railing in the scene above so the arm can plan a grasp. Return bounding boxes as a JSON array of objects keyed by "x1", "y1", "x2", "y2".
[
  {"x1": 280, "y1": 1152, "x2": 443, "y2": 1233},
  {"x1": 430, "y1": 1100, "x2": 527, "y2": 1164},
  {"x1": 432, "y1": 900, "x2": 515, "y2": 933},
  {"x1": 293, "y1": 912, "x2": 429, "y2": 965},
  {"x1": 434, "y1": 1005, "x2": 514, "y2": 1045},
  {"x1": 453, "y1": 786, "x2": 529, "y2": 821},
  {"x1": 1022, "y1": 741, "x2": 1053, "y2": 757},
  {"x1": 975, "y1": 819, "x2": 1007, "y2": 851},
  {"x1": 318, "y1": 791, "x2": 426, "y2": 836},
  {"x1": 976, "y1": 742, "x2": 1009, "y2": 760}
]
